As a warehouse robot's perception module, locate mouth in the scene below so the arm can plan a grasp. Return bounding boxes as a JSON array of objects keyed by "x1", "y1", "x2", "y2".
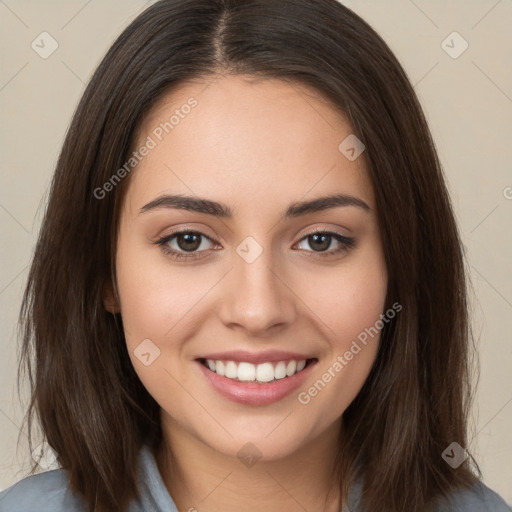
[
  {"x1": 197, "y1": 357, "x2": 318, "y2": 384},
  {"x1": 195, "y1": 354, "x2": 318, "y2": 406}
]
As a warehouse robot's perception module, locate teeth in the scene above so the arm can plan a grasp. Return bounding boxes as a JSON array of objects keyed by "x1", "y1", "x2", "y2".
[
  {"x1": 225, "y1": 361, "x2": 237, "y2": 379},
  {"x1": 286, "y1": 360, "x2": 297, "y2": 376},
  {"x1": 238, "y1": 362, "x2": 256, "y2": 381},
  {"x1": 274, "y1": 361, "x2": 287, "y2": 379},
  {"x1": 205, "y1": 358, "x2": 309, "y2": 383}
]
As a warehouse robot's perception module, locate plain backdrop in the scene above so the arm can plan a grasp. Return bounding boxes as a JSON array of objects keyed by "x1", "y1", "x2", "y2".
[{"x1": 0, "y1": 0, "x2": 511, "y2": 505}]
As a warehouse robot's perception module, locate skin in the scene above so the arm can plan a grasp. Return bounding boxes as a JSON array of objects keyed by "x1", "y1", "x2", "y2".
[{"x1": 105, "y1": 74, "x2": 388, "y2": 512}]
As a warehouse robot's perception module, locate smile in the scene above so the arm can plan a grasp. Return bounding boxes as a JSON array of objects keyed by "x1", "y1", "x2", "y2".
[
  {"x1": 196, "y1": 354, "x2": 318, "y2": 406},
  {"x1": 199, "y1": 358, "x2": 314, "y2": 383}
]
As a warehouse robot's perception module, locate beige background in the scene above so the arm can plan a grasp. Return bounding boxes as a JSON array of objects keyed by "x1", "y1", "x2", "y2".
[{"x1": 0, "y1": 0, "x2": 511, "y2": 505}]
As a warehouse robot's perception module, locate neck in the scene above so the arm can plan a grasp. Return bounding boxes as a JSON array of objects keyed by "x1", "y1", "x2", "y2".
[{"x1": 156, "y1": 414, "x2": 344, "y2": 512}]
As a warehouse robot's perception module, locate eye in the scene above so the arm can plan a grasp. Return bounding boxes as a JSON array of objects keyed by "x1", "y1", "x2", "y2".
[
  {"x1": 155, "y1": 229, "x2": 355, "y2": 261},
  {"x1": 295, "y1": 230, "x2": 355, "y2": 258},
  {"x1": 155, "y1": 230, "x2": 218, "y2": 260}
]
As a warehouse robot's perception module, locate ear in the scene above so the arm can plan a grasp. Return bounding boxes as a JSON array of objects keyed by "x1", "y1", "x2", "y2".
[{"x1": 102, "y1": 280, "x2": 121, "y2": 314}]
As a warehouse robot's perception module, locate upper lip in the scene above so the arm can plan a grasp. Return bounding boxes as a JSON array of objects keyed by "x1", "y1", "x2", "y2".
[{"x1": 197, "y1": 350, "x2": 316, "y2": 365}]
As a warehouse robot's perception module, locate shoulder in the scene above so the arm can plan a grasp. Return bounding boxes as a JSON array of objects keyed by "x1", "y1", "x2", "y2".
[
  {"x1": 0, "y1": 468, "x2": 87, "y2": 512},
  {"x1": 345, "y1": 477, "x2": 510, "y2": 512},
  {"x1": 431, "y1": 480, "x2": 511, "y2": 512}
]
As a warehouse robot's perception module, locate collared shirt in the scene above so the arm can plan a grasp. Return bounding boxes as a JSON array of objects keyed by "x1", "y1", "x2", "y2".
[{"x1": 0, "y1": 445, "x2": 510, "y2": 511}]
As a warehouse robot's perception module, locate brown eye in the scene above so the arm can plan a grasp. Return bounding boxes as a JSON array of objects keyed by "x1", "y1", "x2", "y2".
[
  {"x1": 156, "y1": 230, "x2": 217, "y2": 260},
  {"x1": 156, "y1": 229, "x2": 355, "y2": 262},
  {"x1": 296, "y1": 231, "x2": 355, "y2": 257},
  {"x1": 175, "y1": 232, "x2": 202, "y2": 252},
  {"x1": 307, "y1": 233, "x2": 332, "y2": 252}
]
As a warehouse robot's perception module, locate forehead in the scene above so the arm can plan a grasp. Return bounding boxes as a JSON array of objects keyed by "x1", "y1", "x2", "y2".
[{"x1": 126, "y1": 74, "x2": 374, "y2": 215}]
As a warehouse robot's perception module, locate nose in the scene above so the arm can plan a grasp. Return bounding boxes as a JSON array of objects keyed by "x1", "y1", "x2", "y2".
[{"x1": 217, "y1": 245, "x2": 297, "y2": 336}]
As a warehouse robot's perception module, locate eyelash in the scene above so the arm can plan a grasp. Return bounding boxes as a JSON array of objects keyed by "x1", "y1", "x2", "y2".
[{"x1": 155, "y1": 228, "x2": 355, "y2": 261}]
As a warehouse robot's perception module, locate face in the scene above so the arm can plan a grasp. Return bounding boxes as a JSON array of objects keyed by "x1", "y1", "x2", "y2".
[{"x1": 109, "y1": 74, "x2": 388, "y2": 462}]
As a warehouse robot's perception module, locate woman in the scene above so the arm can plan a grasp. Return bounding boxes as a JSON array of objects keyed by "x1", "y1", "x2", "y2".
[{"x1": 0, "y1": 0, "x2": 509, "y2": 511}]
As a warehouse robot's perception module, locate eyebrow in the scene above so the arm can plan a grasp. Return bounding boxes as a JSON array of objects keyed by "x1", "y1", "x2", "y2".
[{"x1": 139, "y1": 192, "x2": 370, "y2": 220}]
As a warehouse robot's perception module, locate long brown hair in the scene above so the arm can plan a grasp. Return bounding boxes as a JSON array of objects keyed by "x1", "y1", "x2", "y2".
[{"x1": 17, "y1": 0, "x2": 479, "y2": 510}]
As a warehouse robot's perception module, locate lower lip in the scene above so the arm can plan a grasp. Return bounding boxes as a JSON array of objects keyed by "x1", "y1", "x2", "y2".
[{"x1": 196, "y1": 360, "x2": 317, "y2": 406}]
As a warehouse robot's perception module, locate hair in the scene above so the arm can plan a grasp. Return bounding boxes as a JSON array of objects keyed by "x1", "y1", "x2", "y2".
[{"x1": 17, "y1": 0, "x2": 480, "y2": 511}]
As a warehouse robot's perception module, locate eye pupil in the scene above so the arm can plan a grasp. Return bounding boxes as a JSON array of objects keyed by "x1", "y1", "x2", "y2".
[
  {"x1": 309, "y1": 233, "x2": 330, "y2": 251},
  {"x1": 177, "y1": 232, "x2": 201, "y2": 252}
]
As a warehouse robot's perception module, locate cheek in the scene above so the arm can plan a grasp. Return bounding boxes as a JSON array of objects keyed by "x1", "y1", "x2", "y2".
[
  {"x1": 301, "y1": 251, "x2": 388, "y2": 349},
  {"x1": 114, "y1": 244, "x2": 207, "y2": 412},
  {"x1": 114, "y1": 236, "x2": 209, "y2": 347},
  {"x1": 292, "y1": 251, "x2": 387, "y2": 412}
]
